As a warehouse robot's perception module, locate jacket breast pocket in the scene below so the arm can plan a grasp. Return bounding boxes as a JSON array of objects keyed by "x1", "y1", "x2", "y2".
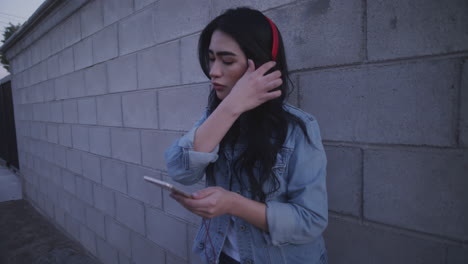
[{"x1": 265, "y1": 147, "x2": 292, "y2": 201}]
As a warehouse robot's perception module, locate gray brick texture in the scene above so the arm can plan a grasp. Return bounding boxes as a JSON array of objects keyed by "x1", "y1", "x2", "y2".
[
  {"x1": 137, "y1": 41, "x2": 181, "y2": 89},
  {"x1": 141, "y1": 130, "x2": 182, "y2": 171},
  {"x1": 325, "y1": 145, "x2": 362, "y2": 216},
  {"x1": 102, "y1": 0, "x2": 134, "y2": 26},
  {"x1": 101, "y1": 158, "x2": 128, "y2": 194},
  {"x1": 125, "y1": 164, "x2": 162, "y2": 207},
  {"x1": 93, "y1": 184, "x2": 116, "y2": 217},
  {"x1": 80, "y1": 0, "x2": 104, "y2": 38},
  {"x1": 122, "y1": 90, "x2": 158, "y2": 129},
  {"x1": 118, "y1": 7, "x2": 155, "y2": 55},
  {"x1": 158, "y1": 84, "x2": 210, "y2": 131},
  {"x1": 115, "y1": 192, "x2": 146, "y2": 234},
  {"x1": 153, "y1": 0, "x2": 210, "y2": 43},
  {"x1": 96, "y1": 237, "x2": 119, "y2": 264},
  {"x1": 107, "y1": 54, "x2": 138, "y2": 93},
  {"x1": 131, "y1": 233, "x2": 166, "y2": 264},
  {"x1": 105, "y1": 216, "x2": 132, "y2": 258},
  {"x1": 364, "y1": 148, "x2": 468, "y2": 240},
  {"x1": 324, "y1": 217, "x2": 446, "y2": 264},
  {"x1": 73, "y1": 37, "x2": 93, "y2": 70},
  {"x1": 92, "y1": 25, "x2": 119, "y2": 64},
  {"x1": 267, "y1": 0, "x2": 363, "y2": 71},
  {"x1": 367, "y1": 0, "x2": 468, "y2": 61},
  {"x1": 299, "y1": 59, "x2": 460, "y2": 146},
  {"x1": 146, "y1": 207, "x2": 188, "y2": 260},
  {"x1": 111, "y1": 128, "x2": 141, "y2": 164},
  {"x1": 77, "y1": 98, "x2": 97, "y2": 125},
  {"x1": 180, "y1": 34, "x2": 206, "y2": 84},
  {"x1": 461, "y1": 59, "x2": 468, "y2": 147},
  {"x1": 85, "y1": 206, "x2": 106, "y2": 239},
  {"x1": 96, "y1": 94, "x2": 123, "y2": 127},
  {"x1": 84, "y1": 63, "x2": 108, "y2": 96},
  {"x1": 88, "y1": 126, "x2": 112, "y2": 157}
]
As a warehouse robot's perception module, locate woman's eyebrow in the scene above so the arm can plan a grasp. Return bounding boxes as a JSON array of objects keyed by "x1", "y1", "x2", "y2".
[{"x1": 208, "y1": 49, "x2": 237, "y2": 57}]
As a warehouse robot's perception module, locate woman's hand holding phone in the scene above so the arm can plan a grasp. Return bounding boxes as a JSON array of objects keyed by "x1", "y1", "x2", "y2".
[{"x1": 222, "y1": 60, "x2": 283, "y2": 115}]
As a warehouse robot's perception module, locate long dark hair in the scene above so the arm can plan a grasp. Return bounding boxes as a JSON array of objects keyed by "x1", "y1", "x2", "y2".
[{"x1": 198, "y1": 7, "x2": 309, "y2": 202}]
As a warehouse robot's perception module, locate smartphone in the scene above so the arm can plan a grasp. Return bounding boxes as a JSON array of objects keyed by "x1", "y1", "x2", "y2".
[{"x1": 143, "y1": 176, "x2": 192, "y2": 198}]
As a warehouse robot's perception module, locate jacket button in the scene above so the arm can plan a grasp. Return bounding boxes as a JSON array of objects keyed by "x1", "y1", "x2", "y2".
[
  {"x1": 197, "y1": 242, "x2": 205, "y2": 249},
  {"x1": 240, "y1": 225, "x2": 246, "y2": 231}
]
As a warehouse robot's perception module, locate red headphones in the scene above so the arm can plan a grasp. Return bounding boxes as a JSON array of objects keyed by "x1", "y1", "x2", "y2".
[{"x1": 265, "y1": 16, "x2": 279, "y2": 61}]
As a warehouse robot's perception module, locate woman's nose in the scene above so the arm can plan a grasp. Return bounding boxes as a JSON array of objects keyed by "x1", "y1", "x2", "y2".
[{"x1": 209, "y1": 61, "x2": 222, "y2": 78}]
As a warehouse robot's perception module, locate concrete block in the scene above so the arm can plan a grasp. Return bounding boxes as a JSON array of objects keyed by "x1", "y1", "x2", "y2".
[
  {"x1": 54, "y1": 206, "x2": 66, "y2": 228},
  {"x1": 30, "y1": 121, "x2": 46, "y2": 141},
  {"x1": 118, "y1": 252, "x2": 132, "y2": 264},
  {"x1": 119, "y1": 7, "x2": 155, "y2": 55},
  {"x1": 166, "y1": 253, "x2": 188, "y2": 264},
  {"x1": 47, "y1": 54, "x2": 60, "y2": 79},
  {"x1": 153, "y1": 0, "x2": 210, "y2": 43},
  {"x1": 82, "y1": 152, "x2": 102, "y2": 184},
  {"x1": 115, "y1": 192, "x2": 145, "y2": 234},
  {"x1": 93, "y1": 184, "x2": 116, "y2": 217},
  {"x1": 63, "y1": 99, "x2": 79, "y2": 124},
  {"x1": 122, "y1": 90, "x2": 158, "y2": 129},
  {"x1": 299, "y1": 59, "x2": 459, "y2": 146},
  {"x1": 447, "y1": 246, "x2": 468, "y2": 264},
  {"x1": 267, "y1": 0, "x2": 363, "y2": 70},
  {"x1": 101, "y1": 157, "x2": 128, "y2": 193},
  {"x1": 49, "y1": 164, "x2": 62, "y2": 186},
  {"x1": 131, "y1": 233, "x2": 165, "y2": 264},
  {"x1": 158, "y1": 84, "x2": 209, "y2": 131},
  {"x1": 43, "y1": 80, "x2": 55, "y2": 102},
  {"x1": 162, "y1": 174, "x2": 203, "y2": 226},
  {"x1": 92, "y1": 24, "x2": 119, "y2": 64},
  {"x1": 66, "y1": 148, "x2": 83, "y2": 175},
  {"x1": 62, "y1": 12, "x2": 81, "y2": 48},
  {"x1": 67, "y1": 71, "x2": 86, "y2": 99},
  {"x1": 187, "y1": 224, "x2": 203, "y2": 264},
  {"x1": 77, "y1": 98, "x2": 97, "y2": 125},
  {"x1": 79, "y1": 225, "x2": 97, "y2": 256},
  {"x1": 135, "y1": 0, "x2": 157, "y2": 10},
  {"x1": 72, "y1": 125, "x2": 90, "y2": 151},
  {"x1": 325, "y1": 145, "x2": 362, "y2": 216},
  {"x1": 146, "y1": 207, "x2": 188, "y2": 260},
  {"x1": 461, "y1": 59, "x2": 468, "y2": 147},
  {"x1": 70, "y1": 197, "x2": 87, "y2": 224},
  {"x1": 126, "y1": 164, "x2": 162, "y2": 207},
  {"x1": 364, "y1": 148, "x2": 468, "y2": 240},
  {"x1": 85, "y1": 63, "x2": 107, "y2": 96},
  {"x1": 65, "y1": 213, "x2": 81, "y2": 240},
  {"x1": 180, "y1": 33, "x2": 206, "y2": 84},
  {"x1": 324, "y1": 217, "x2": 446, "y2": 264},
  {"x1": 53, "y1": 145, "x2": 67, "y2": 168},
  {"x1": 58, "y1": 124, "x2": 73, "y2": 148},
  {"x1": 89, "y1": 126, "x2": 112, "y2": 157},
  {"x1": 96, "y1": 94, "x2": 123, "y2": 126},
  {"x1": 50, "y1": 102, "x2": 63, "y2": 123},
  {"x1": 76, "y1": 176, "x2": 94, "y2": 205},
  {"x1": 81, "y1": 0, "x2": 104, "y2": 38},
  {"x1": 137, "y1": 41, "x2": 181, "y2": 89},
  {"x1": 58, "y1": 47, "x2": 75, "y2": 76},
  {"x1": 46, "y1": 124, "x2": 59, "y2": 144},
  {"x1": 54, "y1": 75, "x2": 69, "y2": 100},
  {"x1": 107, "y1": 53, "x2": 138, "y2": 93},
  {"x1": 85, "y1": 206, "x2": 106, "y2": 239},
  {"x1": 102, "y1": 0, "x2": 134, "y2": 26},
  {"x1": 211, "y1": 0, "x2": 294, "y2": 16},
  {"x1": 74, "y1": 37, "x2": 93, "y2": 70},
  {"x1": 0, "y1": 170, "x2": 22, "y2": 202},
  {"x1": 111, "y1": 128, "x2": 141, "y2": 164},
  {"x1": 96, "y1": 237, "x2": 119, "y2": 264},
  {"x1": 368, "y1": 0, "x2": 468, "y2": 61},
  {"x1": 141, "y1": 130, "x2": 182, "y2": 171},
  {"x1": 62, "y1": 169, "x2": 76, "y2": 195},
  {"x1": 104, "y1": 216, "x2": 132, "y2": 257}
]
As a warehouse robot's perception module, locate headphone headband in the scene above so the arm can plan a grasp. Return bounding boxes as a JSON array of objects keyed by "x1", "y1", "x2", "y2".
[{"x1": 265, "y1": 16, "x2": 279, "y2": 61}]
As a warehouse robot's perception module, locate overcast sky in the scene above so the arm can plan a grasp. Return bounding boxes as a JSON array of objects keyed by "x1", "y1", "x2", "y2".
[{"x1": 0, "y1": 0, "x2": 45, "y2": 79}]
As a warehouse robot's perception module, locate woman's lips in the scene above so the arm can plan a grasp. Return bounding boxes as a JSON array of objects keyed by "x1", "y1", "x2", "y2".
[{"x1": 212, "y1": 83, "x2": 225, "y2": 91}]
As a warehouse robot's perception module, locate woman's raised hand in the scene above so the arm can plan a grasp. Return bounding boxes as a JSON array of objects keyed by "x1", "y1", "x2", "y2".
[{"x1": 222, "y1": 60, "x2": 283, "y2": 115}]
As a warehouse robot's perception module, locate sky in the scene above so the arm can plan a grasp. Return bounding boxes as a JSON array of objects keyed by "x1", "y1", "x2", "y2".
[{"x1": 0, "y1": 0, "x2": 45, "y2": 79}]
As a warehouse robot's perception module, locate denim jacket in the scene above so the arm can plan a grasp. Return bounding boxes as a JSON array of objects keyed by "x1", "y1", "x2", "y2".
[{"x1": 165, "y1": 104, "x2": 328, "y2": 264}]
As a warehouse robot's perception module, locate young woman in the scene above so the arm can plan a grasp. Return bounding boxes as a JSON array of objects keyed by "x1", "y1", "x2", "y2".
[{"x1": 165, "y1": 7, "x2": 328, "y2": 264}]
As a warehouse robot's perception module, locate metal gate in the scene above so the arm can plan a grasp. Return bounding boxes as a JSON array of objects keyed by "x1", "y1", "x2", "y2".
[{"x1": 0, "y1": 77, "x2": 19, "y2": 169}]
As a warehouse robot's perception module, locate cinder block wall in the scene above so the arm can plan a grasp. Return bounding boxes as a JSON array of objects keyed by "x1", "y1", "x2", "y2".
[{"x1": 4, "y1": 0, "x2": 468, "y2": 263}]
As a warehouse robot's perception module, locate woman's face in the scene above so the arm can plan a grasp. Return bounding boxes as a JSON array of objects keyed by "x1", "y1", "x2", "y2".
[{"x1": 208, "y1": 30, "x2": 247, "y2": 100}]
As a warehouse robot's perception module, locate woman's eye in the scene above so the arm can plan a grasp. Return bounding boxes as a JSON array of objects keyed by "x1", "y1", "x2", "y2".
[
  {"x1": 223, "y1": 61, "x2": 234, "y2": 65},
  {"x1": 209, "y1": 57, "x2": 215, "y2": 62}
]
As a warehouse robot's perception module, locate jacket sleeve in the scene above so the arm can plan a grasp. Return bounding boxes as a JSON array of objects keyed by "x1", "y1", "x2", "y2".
[
  {"x1": 164, "y1": 110, "x2": 220, "y2": 185},
  {"x1": 264, "y1": 119, "x2": 328, "y2": 246}
]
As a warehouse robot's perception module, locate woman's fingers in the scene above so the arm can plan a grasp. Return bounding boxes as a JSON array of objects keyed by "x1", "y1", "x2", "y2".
[{"x1": 254, "y1": 61, "x2": 277, "y2": 77}]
